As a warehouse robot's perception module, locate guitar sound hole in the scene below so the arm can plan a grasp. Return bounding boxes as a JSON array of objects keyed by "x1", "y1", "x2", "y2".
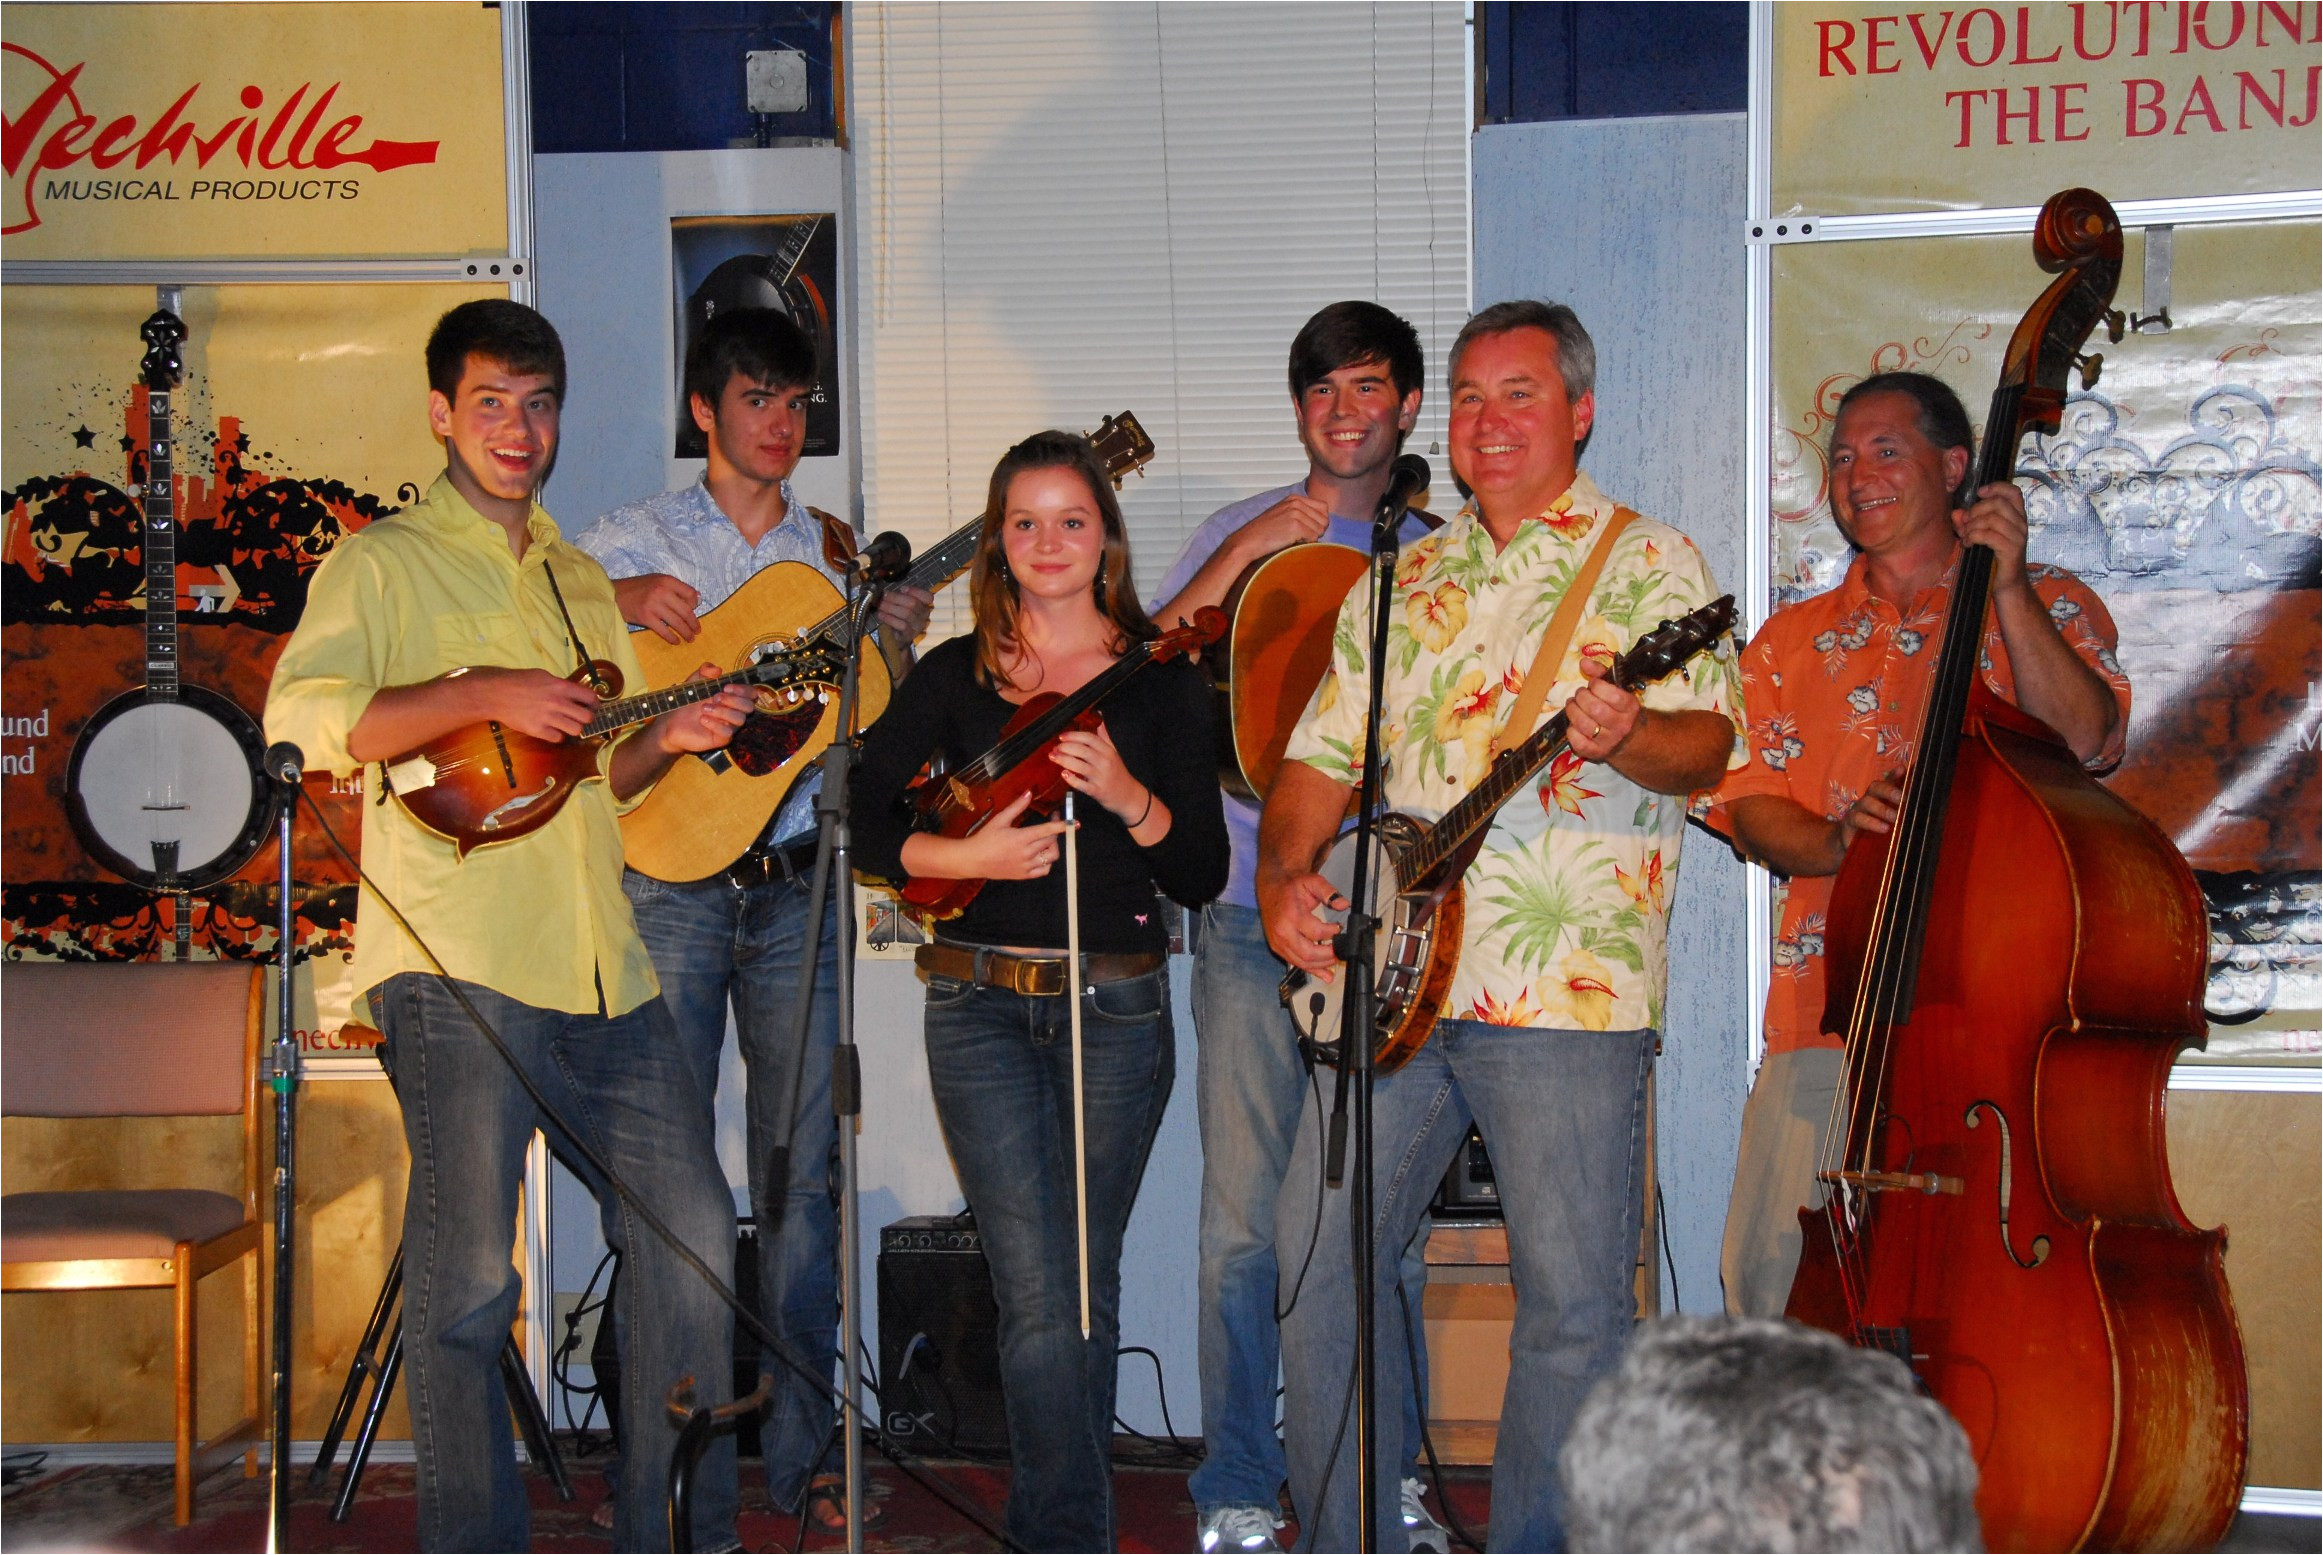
[{"x1": 728, "y1": 702, "x2": 823, "y2": 777}]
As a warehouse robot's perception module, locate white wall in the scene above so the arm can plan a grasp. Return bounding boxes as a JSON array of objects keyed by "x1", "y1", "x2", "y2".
[
  {"x1": 532, "y1": 146, "x2": 1205, "y2": 1437},
  {"x1": 1473, "y1": 114, "x2": 1753, "y2": 1315}
]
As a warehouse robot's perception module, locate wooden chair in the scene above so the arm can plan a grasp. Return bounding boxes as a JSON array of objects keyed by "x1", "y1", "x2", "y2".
[{"x1": 1, "y1": 961, "x2": 265, "y2": 1525}]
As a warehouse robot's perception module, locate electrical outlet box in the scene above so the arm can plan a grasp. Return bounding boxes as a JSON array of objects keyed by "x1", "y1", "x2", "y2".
[{"x1": 746, "y1": 49, "x2": 809, "y2": 115}]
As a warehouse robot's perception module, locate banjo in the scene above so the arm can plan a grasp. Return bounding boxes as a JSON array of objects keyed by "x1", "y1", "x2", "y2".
[
  {"x1": 64, "y1": 307, "x2": 276, "y2": 926},
  {"x1": 1285, "y1": 597, "x2": 1736, "y2": 1072}
]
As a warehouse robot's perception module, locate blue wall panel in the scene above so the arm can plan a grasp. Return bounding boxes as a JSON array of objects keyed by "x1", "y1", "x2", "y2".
[
  {"x1": 1481, "y1": 2, "x2": 1746, "y2": 123},
  {"x1": 530, "y1": 2, "x2": 839, "y2": 152},
  {"x1": 1474, "y1": 114, "x2": 1751, "y2": 1315}
]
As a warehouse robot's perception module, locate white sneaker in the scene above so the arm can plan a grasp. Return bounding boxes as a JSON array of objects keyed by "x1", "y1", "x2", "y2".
[
  {"x1": 1402, "y1": 1475, "x2": 1450, "y2": 1554},
  {"x1": 1199, "y1": 1502, "x2": 1286, "y2": 1553}
]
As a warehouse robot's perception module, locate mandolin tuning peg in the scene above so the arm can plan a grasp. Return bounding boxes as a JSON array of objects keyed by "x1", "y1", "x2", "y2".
[
  {"x1": 2074, "y1": 352, "x2": 2103, "y2": 391},
  {"x1": 2103, "y1": 309, "x2": 2126, "y2": 344}
]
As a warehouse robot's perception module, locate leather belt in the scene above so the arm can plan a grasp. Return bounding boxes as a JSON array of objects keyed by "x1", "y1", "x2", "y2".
[
  {"x1": 914, "y1": 942, "x2": 1165, "y2": 998},
  {"x1": 725, "y1": 832, "x2": 822, "y2": 891}
]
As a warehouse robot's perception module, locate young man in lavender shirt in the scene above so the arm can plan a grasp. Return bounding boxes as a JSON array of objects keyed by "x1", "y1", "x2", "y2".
[{"x1": 1149, "y1": 301, "x2": 1447, "y2": 1555}]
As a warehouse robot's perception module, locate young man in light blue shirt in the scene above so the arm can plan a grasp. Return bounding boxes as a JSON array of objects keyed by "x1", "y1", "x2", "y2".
[{"x1": 573, "y1": 308, "x2": 931, "y2": 1534}]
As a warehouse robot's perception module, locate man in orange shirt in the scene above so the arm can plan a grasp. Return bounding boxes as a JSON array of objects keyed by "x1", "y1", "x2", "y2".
[{"x1": 1705, "y1": 370, "x2": 2132, "y2": 1317}]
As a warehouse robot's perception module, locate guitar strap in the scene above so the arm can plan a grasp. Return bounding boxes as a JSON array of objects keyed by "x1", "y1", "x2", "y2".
[{"x1": 1491, "y1": 506, "x2": 1637, "y2": 759}]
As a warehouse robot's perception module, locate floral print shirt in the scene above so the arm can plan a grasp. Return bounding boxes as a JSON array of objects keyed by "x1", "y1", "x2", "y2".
[
  {"x1": 1702, "y1": 547, "x2": 2131, "y2": 1055},
  {"x1": 1283, "y1": 472, "x2": 1745, "y2": 1034}
]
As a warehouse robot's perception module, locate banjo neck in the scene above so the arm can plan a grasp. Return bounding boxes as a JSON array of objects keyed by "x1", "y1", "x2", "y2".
[{"x1": 142, "y1": 381, "x2": 181, "y2": 700}]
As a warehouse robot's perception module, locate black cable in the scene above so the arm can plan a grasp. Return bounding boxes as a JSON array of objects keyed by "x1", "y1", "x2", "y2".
[
  {"x1": 296, "y1": 787, "x2": 1022, "y2": 1552},
  {"x1": 1112, "y1": 1345, "x2": 1201, "y2": 1465},
  {"x1": 1273, "y1": 1056, "x2": 1331, "y2": 1325},
  {"x1": 551, "y1": 1247, "x2": 617, "y2": 1442},
  {"x1": 0, "y1": 1450, "x2": 49, "y2": 1493},
  {"x1": 1654, "y1": 1178, "x2": 1681, "y2": 1313},
  {"x1": 1397, "y1": 1281, "x2": 1483, "y2": 1553},
  {"x1": 1298, "y1": 1174, "x2": 1368, "y2": 1554}
]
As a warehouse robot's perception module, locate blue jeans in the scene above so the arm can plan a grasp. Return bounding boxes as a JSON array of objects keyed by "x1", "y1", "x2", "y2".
[
  {"x1": 1276, "y1": 1021, "x2": 1655, "y2": 1553},
  {"x1": 1189, "y1": 902, "x2": 1432, "y2": 1515},
  {"x1": 372, "y1": 973, "x2": 738, "y2": 1553},
  {"x1": 622, "y1": 864, "x2": 842, "y2": 1512},
  {"x1": 921, "y1": 967, "x2": 1175, "y2": 1552}
]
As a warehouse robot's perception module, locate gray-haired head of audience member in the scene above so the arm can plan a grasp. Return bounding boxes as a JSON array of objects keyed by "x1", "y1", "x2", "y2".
[{"x1": 1559, "y1": 1316, "x2": 1983, "y2": 1553}]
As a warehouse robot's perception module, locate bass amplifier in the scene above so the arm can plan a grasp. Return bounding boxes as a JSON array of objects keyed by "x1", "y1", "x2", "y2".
[{"x1": 877, "y1": 1214, "x2": 1008, "y2": 1456}]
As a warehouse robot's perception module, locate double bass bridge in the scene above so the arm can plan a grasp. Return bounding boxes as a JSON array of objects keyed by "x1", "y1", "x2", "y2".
[{"x1": 1816, "y1": 1167, "x2": 1963, "y2": 1196}]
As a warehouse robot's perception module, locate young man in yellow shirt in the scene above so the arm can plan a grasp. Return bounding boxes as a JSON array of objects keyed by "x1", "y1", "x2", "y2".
[{"x1": 266, "y1": 299, "x2": 756, "y2": 1551}]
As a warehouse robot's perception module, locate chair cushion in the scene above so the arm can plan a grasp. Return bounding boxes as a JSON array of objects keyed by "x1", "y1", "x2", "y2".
[{"x1": 2, "y1": 1190, "x2": 250, "y2": 1262}]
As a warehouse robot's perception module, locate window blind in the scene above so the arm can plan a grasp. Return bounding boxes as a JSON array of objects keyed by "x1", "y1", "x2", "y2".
[{"x1": 850, "y1": 1, "x2": 1471, "y2": 640}]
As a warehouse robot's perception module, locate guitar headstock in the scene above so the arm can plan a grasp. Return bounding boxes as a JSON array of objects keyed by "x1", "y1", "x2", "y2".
[
  {"x1": 1151, "y1": 606, "x2": 1228, "y2": 663},
  {"x1": 139, "y1": 309, "x2": 187, "y2": 393},
  {"x1": 1086, "y1": 411, "x2": 1158, "y2": 490},
  {"x1": 756, "y1": 636, "x2": 850, "y2": 689},
  {"x1": 1614, "y1": 596, "x2": 1737, "y2": 689}
]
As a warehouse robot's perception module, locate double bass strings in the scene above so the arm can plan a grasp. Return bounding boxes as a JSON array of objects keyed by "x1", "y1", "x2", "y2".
[{"x1": 1816, "y1": 407, "x2": 2019, "y2": 1328}]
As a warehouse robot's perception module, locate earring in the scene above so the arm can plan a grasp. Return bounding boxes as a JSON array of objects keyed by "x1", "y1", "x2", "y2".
[{"x1": 1093, "y1": 574, "x2": 1108, "y2": 610}]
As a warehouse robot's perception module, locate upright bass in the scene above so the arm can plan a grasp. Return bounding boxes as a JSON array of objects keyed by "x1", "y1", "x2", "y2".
[{"x1": 1785, "y1": 187, "x2": 2247, "y2": 1552}]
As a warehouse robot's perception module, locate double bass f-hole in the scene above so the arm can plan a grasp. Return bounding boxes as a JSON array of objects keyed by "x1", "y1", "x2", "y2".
[{"x1": 1965, "y1": 1101, "x2": 2051, "y2": 1271}]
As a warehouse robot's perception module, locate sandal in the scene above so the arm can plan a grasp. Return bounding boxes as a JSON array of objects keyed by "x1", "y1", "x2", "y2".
[{"x1": 802, "y1": 1472, "x2": 886, "y2": 1533}]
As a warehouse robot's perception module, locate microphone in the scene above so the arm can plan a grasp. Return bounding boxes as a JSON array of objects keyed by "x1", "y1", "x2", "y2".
[
  {"x1": 1377, "y1": 454, "x2": 1431, "y2": 523},
  {"x1": 851, "y1": 530, "x2": 913, "y2": 585},
  {"x1": 263, "y1": 742, "x2": 305, "y2": 785},
  {"x1": 1373, "y1": 453, "x2": 1430, "y2": 551}
]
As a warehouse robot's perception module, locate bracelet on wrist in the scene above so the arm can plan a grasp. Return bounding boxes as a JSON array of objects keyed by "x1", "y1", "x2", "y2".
[{"x1": 1127, "y1": 786, "x2": 1155, "y2": 830}]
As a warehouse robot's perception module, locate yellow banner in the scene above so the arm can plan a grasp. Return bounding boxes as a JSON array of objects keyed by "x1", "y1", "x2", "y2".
[
  {"x1": 3, "y1": 281, "x2": 498, "y2": 1034},
  {"x1": 1772, "y1": 2, "x2": 2322, "y2": 214},
  {"x1": 2, "y1": 3, "x2": 507, "y2": 260}
]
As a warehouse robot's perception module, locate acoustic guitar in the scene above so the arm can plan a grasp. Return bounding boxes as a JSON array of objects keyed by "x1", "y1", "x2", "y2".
[
  {"x1": 1204, "y1": 512, "x2": 1440, "y2": 802},
  {"x1": 618, "y1": 411, "x2": 1157, "y2": 882},
  {"x1": 1283, "y1": 597, "x2": 1735, "y2": 1072},
  {"x1": 384, "y1": 641, "x2": 844, "y2": 858},
  {"x1": 1206, "y1": 543, "x2": 1369, "y2": 801}
]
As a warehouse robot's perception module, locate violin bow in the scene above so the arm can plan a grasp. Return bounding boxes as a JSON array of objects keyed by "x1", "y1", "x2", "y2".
[{"x1": 1063, "y1": 791, "x2": 1094, "y2": 1340}]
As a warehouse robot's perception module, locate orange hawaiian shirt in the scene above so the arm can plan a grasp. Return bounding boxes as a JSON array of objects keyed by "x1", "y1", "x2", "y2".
[{"x1": 1703, "y1": 546, "x2": 2131, "y2": 1055}]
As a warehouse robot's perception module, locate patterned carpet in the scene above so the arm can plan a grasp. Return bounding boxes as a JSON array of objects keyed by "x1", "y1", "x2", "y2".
[{"x1": 0, "y1": 1443, "x2": 1495, "y2": 1553}]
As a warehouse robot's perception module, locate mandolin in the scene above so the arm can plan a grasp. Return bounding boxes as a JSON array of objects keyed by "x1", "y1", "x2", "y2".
[
  {"x1": 1283, "y1": 597, "x2": 1735, "y2": 1072},
  {"x1": 899, "y1": 609, "x2": 1226, "y2": 919},
  {"x1": 618, "y1": 411, "x2": 1157, "y2": 882},
  {"x1": 384, "y1": 640, "x2": 845, "y2": 858}
]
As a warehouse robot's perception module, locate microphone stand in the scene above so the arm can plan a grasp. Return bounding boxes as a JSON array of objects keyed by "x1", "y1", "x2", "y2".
[
  {"x1": 1322, "y1": 492, "x2": 1409, "y2": 1553},
  {"x1": 265, "y1": 757, "x2": 301, "y2": 1552},
  {"x1": 763, "y1": 562, "x2": 891, "y2": 1552}
]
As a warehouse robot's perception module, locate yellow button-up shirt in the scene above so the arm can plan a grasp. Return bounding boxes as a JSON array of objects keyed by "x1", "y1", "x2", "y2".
[{"x1": 265, "y1": 475, "x2": 660, "y2": 1017}]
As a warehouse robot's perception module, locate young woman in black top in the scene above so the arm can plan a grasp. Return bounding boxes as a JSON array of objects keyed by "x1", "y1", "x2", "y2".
[{"x1": 852, "y1": 430, "x2": 1227, "y2": 1551}]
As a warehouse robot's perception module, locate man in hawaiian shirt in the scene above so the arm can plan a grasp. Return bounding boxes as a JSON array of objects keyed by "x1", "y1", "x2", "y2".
[
  {"x1": 1700, "y1": 370, "x2": 2129, "y2": 1320},
  {"x1": 1256, "y1": 300, "x2": 1745, "y2": 1552}
]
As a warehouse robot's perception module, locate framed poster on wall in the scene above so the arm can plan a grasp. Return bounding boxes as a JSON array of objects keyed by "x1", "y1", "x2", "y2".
[{"x1": 670, "y1": 213, "x2": 842, "y2": 459}]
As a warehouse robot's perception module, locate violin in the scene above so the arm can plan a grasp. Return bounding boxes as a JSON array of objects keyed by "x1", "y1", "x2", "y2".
[
  {"x1": 1786, "y1": 188, "x2": 2246, "y2": 1551},
  {"x1": 900, "y1": 609, "x2": 1224, "y2": 918}
]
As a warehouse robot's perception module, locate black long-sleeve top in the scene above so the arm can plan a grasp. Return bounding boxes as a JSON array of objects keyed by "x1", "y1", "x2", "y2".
[{"x1": 851, "y1": 634, "x2": 1229, "y2": 955}]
